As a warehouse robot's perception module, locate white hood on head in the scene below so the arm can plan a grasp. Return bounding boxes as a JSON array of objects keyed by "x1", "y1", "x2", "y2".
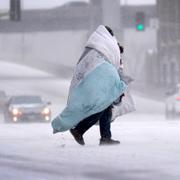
[{"x1": 86, "y1": 25, "x2": 121, "y2": 69}]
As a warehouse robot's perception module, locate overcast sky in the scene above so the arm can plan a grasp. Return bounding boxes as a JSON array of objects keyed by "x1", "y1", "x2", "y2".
[{"x1": 0, "y1": 0, "x2": 156, "y2": 10}]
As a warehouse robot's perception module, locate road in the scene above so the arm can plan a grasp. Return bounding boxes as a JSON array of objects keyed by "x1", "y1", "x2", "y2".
[
  {"x1": 0, "y1": 114, "x2": 180, "y2": 180},
  {"x1": 0, "y1": 62, "x2": 180, "y2": 180}
]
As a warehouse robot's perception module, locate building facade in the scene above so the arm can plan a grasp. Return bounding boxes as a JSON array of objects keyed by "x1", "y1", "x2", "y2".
[{"x1": 157, "y1": 0, "x2": 180, "y2": 86}]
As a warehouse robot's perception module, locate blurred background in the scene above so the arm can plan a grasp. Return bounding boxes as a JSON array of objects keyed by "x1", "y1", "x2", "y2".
[
  {"x1": 1, "y1": 0, "x2": 178, "y2": 91},
  {"x1": 0, "y1": 0, "x2": 180, "y2": 119},
  {"x1": 1, "y1": 0, "x2": 180, "y2": 121}
]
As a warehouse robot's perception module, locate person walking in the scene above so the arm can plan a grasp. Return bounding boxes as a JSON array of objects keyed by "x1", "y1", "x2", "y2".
[
  {"x1": 70, "y1": 42, "x2": 126, "y2": 145},
  {"x1": 51, "y1": 25, "x2": 127, "y2": 145}
]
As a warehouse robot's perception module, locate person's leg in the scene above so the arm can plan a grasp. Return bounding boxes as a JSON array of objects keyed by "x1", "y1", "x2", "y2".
[
  {"x1": 75, "y1": 111, "x2": 104, "y2": 135},
  {"x1": 99, "y1": 105, "x2": 112, "y2": 139},
  {"x1": 70, "y1": 111, "x2": 104, "y2": 145},
  {"x1": 99, "y1": 105, "x2": 120, "y2": 145}
]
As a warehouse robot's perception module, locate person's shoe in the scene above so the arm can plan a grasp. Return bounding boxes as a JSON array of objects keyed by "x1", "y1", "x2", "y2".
[
  {"x1": 70, "y1": 128, "x2": 85, "y2": 145},
  {"x1": 99, "y1": 138, "x2": 120, "y2": 146}
]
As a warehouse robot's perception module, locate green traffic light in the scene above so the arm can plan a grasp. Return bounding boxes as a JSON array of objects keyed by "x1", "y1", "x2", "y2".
[{"x1": 137, "y1": 24, "x2": 145, "y2": 31}]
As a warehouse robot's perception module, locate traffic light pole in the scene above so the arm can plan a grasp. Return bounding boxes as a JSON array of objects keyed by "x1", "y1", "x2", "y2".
[{"x1": 10, "y1": 0, "x2": 21, "y2": 21}]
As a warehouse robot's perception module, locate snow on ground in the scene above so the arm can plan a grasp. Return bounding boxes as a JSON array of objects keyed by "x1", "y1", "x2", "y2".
[
  {"x1": 0, "y1": 116, "x2": 180, "y2": 180},
  {"x1": 0, "y1": 62, "x2": 180, "y2": 180}
]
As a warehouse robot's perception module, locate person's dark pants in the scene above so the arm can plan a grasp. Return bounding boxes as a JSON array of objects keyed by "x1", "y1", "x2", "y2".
[{"x1": 74, "y1": 106, "x2": 113, "y2": 139}]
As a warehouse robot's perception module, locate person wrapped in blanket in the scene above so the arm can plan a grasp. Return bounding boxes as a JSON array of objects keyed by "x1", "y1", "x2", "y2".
[{"x1": 51, "y1": 25, "x2": 135, "y2": 145}]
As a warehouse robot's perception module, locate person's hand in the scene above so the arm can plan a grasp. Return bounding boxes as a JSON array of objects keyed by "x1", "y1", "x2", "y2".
[
  {"x1": 119, "y1": 93, "x2": 125, "y2": 102},
  {"x1": 117, "y1": 43, "x2": 124, "y2": 54},
  {"x1": 113, "y1": 93, "x2": 125, "y2": 106}
]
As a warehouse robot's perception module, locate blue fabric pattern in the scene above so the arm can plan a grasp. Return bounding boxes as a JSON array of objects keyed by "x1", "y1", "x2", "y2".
[{"x1": 52, "y1": 61, "x2": 127, "y2": 132}]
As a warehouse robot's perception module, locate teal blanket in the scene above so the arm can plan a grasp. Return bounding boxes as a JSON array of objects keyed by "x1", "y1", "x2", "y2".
[{"x1": 52, "y1": 60, "x2": 127, "y2": 132}]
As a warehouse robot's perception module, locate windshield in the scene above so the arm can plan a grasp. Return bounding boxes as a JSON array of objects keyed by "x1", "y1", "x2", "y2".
[{"x1": 10, "y1": 96, "x2": 42, "y2": 104}]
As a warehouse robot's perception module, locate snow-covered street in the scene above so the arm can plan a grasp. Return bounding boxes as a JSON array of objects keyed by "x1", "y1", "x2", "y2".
[
  {"x1": 0, "y1": 62, "x2": 180, "y2": 180},
  {"x1": 0, "y1": 115, "x2": 180, "y2": 180}
]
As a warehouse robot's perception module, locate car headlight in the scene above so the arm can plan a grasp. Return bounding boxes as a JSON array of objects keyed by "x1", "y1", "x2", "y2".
[
  {"x1": 13, "y1": 117, "x2": 18, "y2": 122},
  {"x1": 45, "y1": 116, "x2": 50, "y2": 121},
  {"x1": 12, "y1": 108, "x2": 21, "y2": 116},
  {"x1": 42, "y1": 107, "x2": 50, "y2": 115}
]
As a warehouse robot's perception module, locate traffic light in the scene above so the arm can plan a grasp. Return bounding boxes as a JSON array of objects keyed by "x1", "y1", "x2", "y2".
[
  {"x1": 135, "y1": 12, "x2": 145, "y2": 31},
  {"x1": 10, "y1": 0, "x2": 21, "y2": 21}
]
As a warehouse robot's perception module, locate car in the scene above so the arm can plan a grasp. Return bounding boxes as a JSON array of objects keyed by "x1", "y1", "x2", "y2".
[
  {"x1": 165, "y1": 84, "x2": 180, "y2": 119},
  {"x1": 3, "y1": 95, "x2": 51, "y2": 123},
  {"x1": 0, "y1": 90, "x2": 8, "y2": 112}
]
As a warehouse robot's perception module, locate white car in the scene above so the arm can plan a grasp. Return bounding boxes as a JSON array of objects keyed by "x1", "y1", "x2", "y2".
[
  {"x1": 4, "y1": 95, "x2": 51, "y2": 123},
  {"x1": 165, "y1": 84, "x2": 180, "y2": 119}
]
